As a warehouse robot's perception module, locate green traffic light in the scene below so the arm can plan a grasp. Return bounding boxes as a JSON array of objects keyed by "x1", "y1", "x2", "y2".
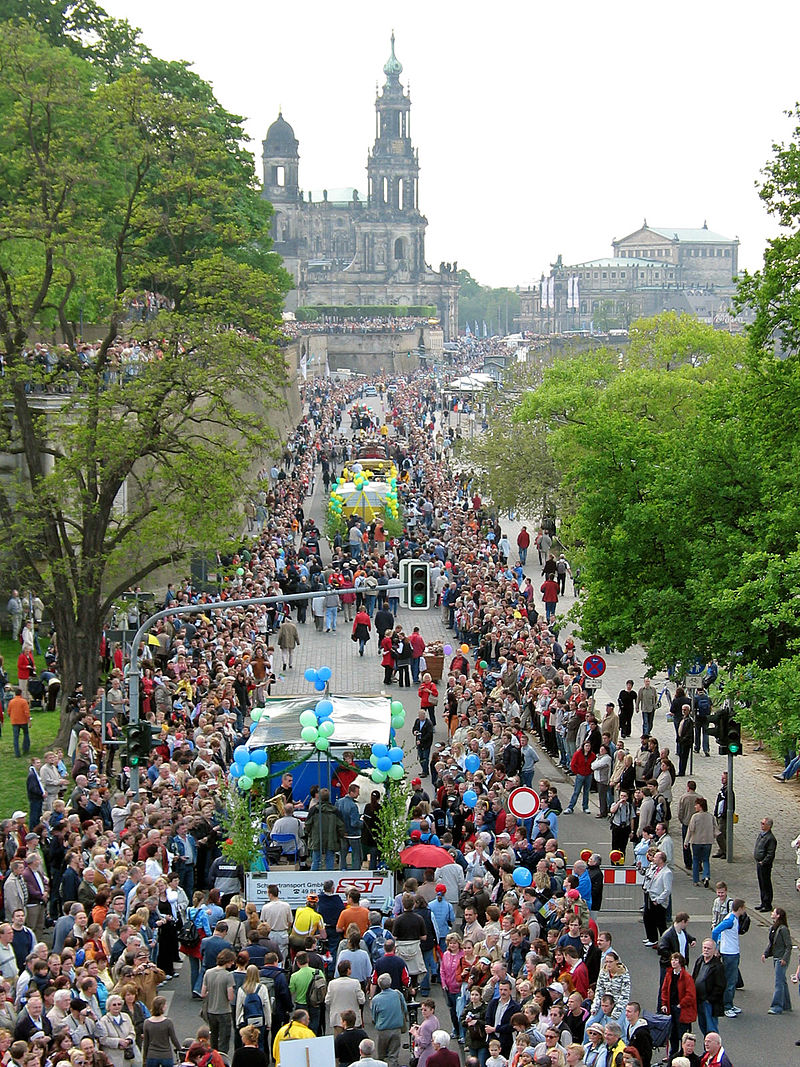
[
  {"x1": 728, "y1": 743, "x2": 740, "y2": 754},
  {"x1": 413, "y1": 592, "x2": 425, "y2": 605},
  {"x1": 130, "y1": 755, "x2": 139, "y2": 766}
]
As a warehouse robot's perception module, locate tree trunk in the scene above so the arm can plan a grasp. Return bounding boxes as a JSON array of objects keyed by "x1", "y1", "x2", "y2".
[{"x1": 54, "y1": 601, "x2": 102, "y2": 748}]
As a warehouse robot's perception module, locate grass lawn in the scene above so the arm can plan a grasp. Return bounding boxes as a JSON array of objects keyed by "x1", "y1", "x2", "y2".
[{"x1": 0, "y1": 635, "x2": 62, "y2": 819}]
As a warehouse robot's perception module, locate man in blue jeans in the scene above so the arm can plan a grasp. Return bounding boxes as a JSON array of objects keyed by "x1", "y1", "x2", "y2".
[{"x1": 711, "y1": 898, "x2": 745, "y2": 1018}]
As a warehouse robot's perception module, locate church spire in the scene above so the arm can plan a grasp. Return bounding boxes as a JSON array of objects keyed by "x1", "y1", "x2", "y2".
[{"x1": 383, "y1": 31, "x2": 403, "y2": 79}]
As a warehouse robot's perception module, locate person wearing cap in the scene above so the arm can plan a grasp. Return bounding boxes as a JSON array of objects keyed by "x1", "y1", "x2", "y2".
[
  {"x1": 428, "y1": 885, "x2": 455, "y2": 953},
  {"x1": 582, "y1": 1023, "x2": 607, "y2": 1066},
  {"x1": 290, "y1": 896, "x2": 326, "y2": 950}
]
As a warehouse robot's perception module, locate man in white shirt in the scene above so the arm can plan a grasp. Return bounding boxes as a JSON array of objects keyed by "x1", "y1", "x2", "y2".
[
  {"x1": 260, "y1": 884, "x2": 292, "y2": 961},
  {"x1": 0, "y1": 924, "x2": 18, "y2": 983},
  {"x1": 271, "y1": 804, "x2": 304, "y2": 859}
]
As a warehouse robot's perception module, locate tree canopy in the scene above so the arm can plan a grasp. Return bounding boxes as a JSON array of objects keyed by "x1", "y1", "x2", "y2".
[
  {"x1": 475, "y1": 304, "x2": 800, "y2": 746},
  {"x1": 0, "y1": 17, "x2": 292, "y2": 729}
]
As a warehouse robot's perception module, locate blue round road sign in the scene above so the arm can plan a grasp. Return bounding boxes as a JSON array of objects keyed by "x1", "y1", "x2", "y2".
[{"x1": 582, "y1": 654, "x2": 606, "y2": 679}]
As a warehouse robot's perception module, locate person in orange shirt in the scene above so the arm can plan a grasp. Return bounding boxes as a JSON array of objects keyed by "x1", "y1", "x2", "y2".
[
  {"x1": 7, "y1": 688, "x2": 31, "y2": 757},
  {"x1": 336, "y1": 890, "x2": 370, "y2": 936}
]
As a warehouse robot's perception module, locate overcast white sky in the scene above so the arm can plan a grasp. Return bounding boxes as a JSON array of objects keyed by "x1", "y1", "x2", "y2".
[{"x1": 103, "y1": 0, "x2": 800, "y2": 288}]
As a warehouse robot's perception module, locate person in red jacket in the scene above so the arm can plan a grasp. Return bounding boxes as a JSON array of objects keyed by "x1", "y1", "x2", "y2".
[
  {"x1": 16, "y1": 646, "x2": 35, "y2": 700},
  {"x1": 418, "y1": 673, "x2": 439, "y2": 728},
  {"x1": 516, "y1": 526, "x2": 531, "y2": 566},
  {"x1": 351, "y1": 606, "x2": 371, "y2": 656},
  {"x1": 540, "y1": 578, "x2": 559, "y2": 622},
  {"x1": 660, "y1": 952, "x2": 698, "y2": 1056},
  {"x1": 564, "y1": 741, "x2": 596, "y2": 814},
  {"x1": 409, "y1": 626, "x2": 426, "y2": 685},
  {"x1": 380, "y1": 633, "x2": 395, "y2": 685}
]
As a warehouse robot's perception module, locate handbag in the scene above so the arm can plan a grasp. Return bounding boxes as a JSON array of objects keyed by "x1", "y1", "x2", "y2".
[{"x1": 351, "y1": 632, "x2": 358, "y2": 642}]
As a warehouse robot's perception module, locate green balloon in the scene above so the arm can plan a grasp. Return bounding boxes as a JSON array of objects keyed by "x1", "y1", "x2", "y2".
[
  {"x1": 479, "y1": 660, "x2": 488, "y2": 670},
  {"x1": 315, "y1": 738, "x2": 330, "y2": 751},
  {"x1": 238, "y1": 775, "x2": 253, "y2": 790},
  {"x1": 299, "y1": 710, "x2": 318, "y2": 727},
  {"x1": 390, "y1": 701, "x2": 404, "y2": 715},
  {"x1": 255, "y1": 764, "x2": 269, "y2": 777},
  {"x1": 301, "y1": 726, "x2": 319, "y2": 743},
  {"x1": 236, "y1": 567, "x2": 244, "y2": 576},
  {"x1": 387, "y1": 764, "x2": 404, "y2": 780},
  {"x1": 391, "y1": 715, "x2": 405, "y2": 729},
  {"x1": 243, "y1": 761, "x2": 259, "y2": 779},
  {"x1": 369, "y1": 754, "x2": 379, "y2": 767},
  {"x1": 319, "y1": 720, "x2": 335, "y2": 737},
  {"x1": 371, "y1": 769, "x2": 387, "y2": 783}
]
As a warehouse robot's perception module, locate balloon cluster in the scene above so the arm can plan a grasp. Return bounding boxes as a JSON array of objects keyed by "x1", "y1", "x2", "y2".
[
  {"x1": 304, "y1": 666, "x2": 332, "y2": 692},
  {"x1": 230, "y1": 746, "x2": 267, "y2": 792},
  {"x1": 298, "y1": 697, "x2": 336, "y2": 752},
  {"x1": 328, "y1": 481, "x2": 345, "y2": 518},
  {"x1": 383, "y1": 473, "x2": 399, "y2": 523},
  {"x1": 369, "y1": 741, "x2": 405, "y2": 784}
]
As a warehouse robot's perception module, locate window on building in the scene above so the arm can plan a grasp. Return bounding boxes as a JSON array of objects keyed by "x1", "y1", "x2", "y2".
[
  {"x1": 602, "y1": 272, "x2": 607, "y2": 279},
  {"x1": 594, "y1": 272, "x2": 599, "y2": 279},
  {"x1": 655, "y1": 272, "x2": 660, "y2": 279},
  {"x1": 394, "y1": 237, "x2": 406, "y2": 260},
  {"x1": 668, "y1": 271, "x2": 674, "y2": 279},
  {"x1": 611, "y1": 272, "x2": 616, "y2": 278},
  {"x1": 621, "y1": 271, "x2": 626, "y2": 278},
  {"x1": 724, "y1": 248, "x2": 731, "y2": 256}
]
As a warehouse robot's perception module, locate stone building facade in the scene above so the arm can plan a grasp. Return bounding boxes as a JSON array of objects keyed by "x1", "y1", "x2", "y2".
[
  {"x1": 261, "y1": 36, "x2": 459, "y2": 338},
  {"x1": 519, "y1": 222, "x2": 740, "y2": 333}
]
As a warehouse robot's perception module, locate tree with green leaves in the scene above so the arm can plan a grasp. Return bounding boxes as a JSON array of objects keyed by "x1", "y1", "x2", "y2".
[
  {"x1": 0, "y1": 21, "x2": 291, "y2": 739},
  {"x1": 457, "y1": 268, "x2": 520, "y2": 335},
  {"x1": 374, "y1": 778, "x2": 411, "y2": 872}
]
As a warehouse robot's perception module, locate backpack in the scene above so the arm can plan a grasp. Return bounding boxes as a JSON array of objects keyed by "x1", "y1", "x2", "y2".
[
  {"x1": 367, "y1": 926, "x2": 387, "y2": 963},
  {"x1": 307, "y1": 969, "x2": 327, "y2": 1008},
  {"x1": 738, "y1": 911, "x2": 751, "y2": 935},
  {"x1": 177, "y1": 914, "x2": 201, "y2": 949},
  {"x1": 242, "y1": 989, "x2": 266, "y2": 1028},
  {"x1": 556, "y1": 559, "x2": 567, "y2": 575},
  {"x1": 694, "y1": 692, "x2": 711, "y2": 717}
]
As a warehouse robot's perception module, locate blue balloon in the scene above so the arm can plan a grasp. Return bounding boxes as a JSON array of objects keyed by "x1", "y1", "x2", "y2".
[
  {"x1": 317, "y1": 666, "x2": 332, "y2": 682},
  {"x1": 389, "y1": 747, "x2": 404, "y2": 763},
  {"x1": 314, "y1": 679, "x2": 327, "y2": 691},
  {"x1": 234, "y1": 746, "x2": 249, "y2": 767},
  {"x1": 376, "y1": 756, "x2": 393, "y2": 772},
  {"x1": 316, "y1": 699, "x2": 334, "y2": 718},
  {"x1": 304, "y1": 668, "x2": 318, "y2": 682},
  {"x1": 229, "y1": 763, "x2": 241, "y2": 778},
  {"x1": 513, "y1": 867, "x2": 533, "y2": 887},
  {"x1": 464, "y1": 754, "x2": 480, "y2": 773},
  {"x1": 251, "y1": 749, "x2": 267, "y2": 766},
  {"x1": 463, "y1": 790, "x2": 478, "y2": 808},
  {"x1": 372, "y1": 744, "x2": 389, "y2": 758},
  {"x1": 389, "y1": 727, "x2": 396, "y2": 742}
]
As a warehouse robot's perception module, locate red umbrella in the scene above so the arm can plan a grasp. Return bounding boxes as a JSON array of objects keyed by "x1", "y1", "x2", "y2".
[{"x1": 399, "y1": 843, "x2": 455, "y2": 867}]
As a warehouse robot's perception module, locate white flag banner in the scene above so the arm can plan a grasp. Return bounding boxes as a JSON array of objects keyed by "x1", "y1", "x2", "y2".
[
  {"x1": 325, "y1": 355, "x2": 331, "y2": 378},
  {"x1": 548, "y1": 275, "x2": 555, "y2": 309},
  {"x1": 567, "y1": 276, "x2": 574, "y2": 309},
  {"x1": 540, "y1": 278, "x2": 546, "y2": 308},
  {"x1": 574, "y1": 276, "x2": 580, "y2": 310},
  {"x1": 300, "y1": 352, "x2": 308, "y2": 380}
]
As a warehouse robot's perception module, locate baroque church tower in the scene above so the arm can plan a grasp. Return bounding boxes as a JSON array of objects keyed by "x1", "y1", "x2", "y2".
[{"x1": 261, "y1": 35, "x2": 458, "y2": 337}]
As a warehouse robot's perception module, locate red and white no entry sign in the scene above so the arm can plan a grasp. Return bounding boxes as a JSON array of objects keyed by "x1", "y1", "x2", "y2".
[
  {"x1": 582, "y1": 654, "x2": 606, "y2": 678},
  {"x1": 508, "y1": 787, "x2": 541, "y2": 819}
]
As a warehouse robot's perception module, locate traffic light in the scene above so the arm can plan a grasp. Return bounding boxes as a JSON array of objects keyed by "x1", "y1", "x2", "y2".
[
  {"x1": 726, "y1": 718, "x2": 742, "y2": 756},
  {"x1": 407, "y1": 561, "x2": 430, "y2": 610},
  {"x1": 708, "y1": 706, "x2": 730, "y2": 755},
  {"x1": 124, "y1": 722, "x2": 154, "y2": 766}
]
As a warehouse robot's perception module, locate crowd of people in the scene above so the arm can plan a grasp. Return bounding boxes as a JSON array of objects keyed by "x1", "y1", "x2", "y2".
[{"x1": 0, "y1": 361, "x2": 784, "y2": 1067}]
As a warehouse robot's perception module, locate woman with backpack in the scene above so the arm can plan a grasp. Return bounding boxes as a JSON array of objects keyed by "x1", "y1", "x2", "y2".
[
  {"x1": 182, "y1": 891, "x2": 212, "y2": 997},
  {"x1": 235, "y1": 965, "x2": 272, "y2": 1052}
]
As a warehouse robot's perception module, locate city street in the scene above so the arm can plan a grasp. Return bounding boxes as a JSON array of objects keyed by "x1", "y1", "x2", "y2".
[{"x1": 160, "y1": 391, "x2": 800, "y2": 1063}]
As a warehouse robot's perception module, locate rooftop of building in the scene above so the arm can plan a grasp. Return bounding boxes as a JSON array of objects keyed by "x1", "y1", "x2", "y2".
[{"x1": 648, "y1": 225, "x2": 737, "y2": 244}]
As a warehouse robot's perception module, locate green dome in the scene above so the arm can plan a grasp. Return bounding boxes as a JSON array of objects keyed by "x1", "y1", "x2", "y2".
[{"x1": 383, "y1": 32, "x2": 403, "y2": 77}]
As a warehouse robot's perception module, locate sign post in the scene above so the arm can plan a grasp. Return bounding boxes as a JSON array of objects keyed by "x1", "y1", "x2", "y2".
[{"x1": 582, "y1": 655, "x2": 606, "y2": 714}]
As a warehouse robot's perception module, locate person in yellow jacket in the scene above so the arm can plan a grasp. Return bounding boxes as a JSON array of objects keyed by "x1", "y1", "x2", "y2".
[{"x1": 272, "y1": 1009, "x2": 316, "y2": 1064}]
